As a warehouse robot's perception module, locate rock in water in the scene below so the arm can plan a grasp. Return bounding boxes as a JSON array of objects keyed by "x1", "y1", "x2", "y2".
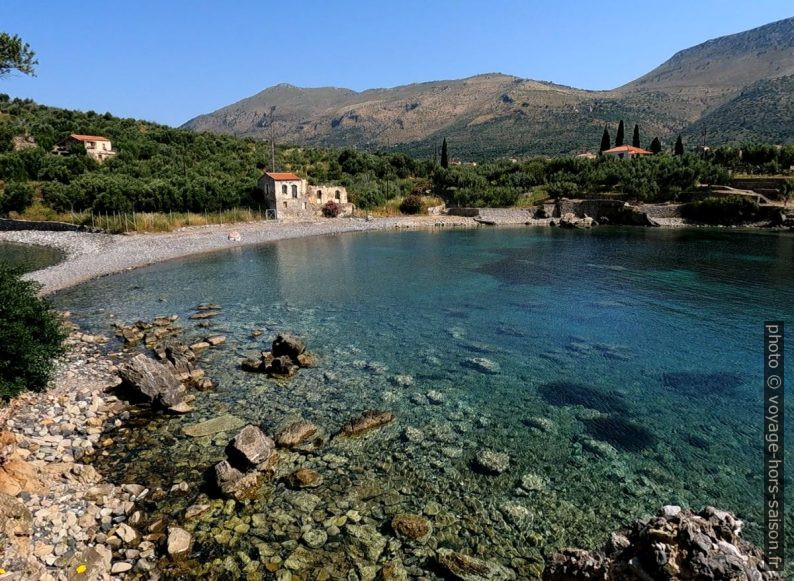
[
  {"x1": 166, "y1": 526, "x2": 192, "y2": 558},
  {"x1": 271, "y1": 333, "x2": 306, "y2": 362},
  {"x1": 391, "y1": 513, "x2": 432, "y2": 542},
  {"x1": 266, "y1": 355, "x2": 297, "y2": 377},
  {"x1": 214, "y1": 460, "x2": 263, "y2": 501},
  {"x1": 338, "y1": 410, "x2": 395, "y2": 437},
  {"x1": 118, "y1": 354, "x2": 187, "y2": 411},
  {"x1": 474, "y1": 449, "x2": 510, "y2": 475},
  {"x1": 286, "y1": 468, "x2": 322, "y2": 489},
  {"x1": 544, "y1": 506, "x2": 779, "y2": 580},
  {"x1": 182, "y1": 415, "x2": 245, "y2": 438},
  {"x1": 226, "y1": 425, "x2": 277, "y2": 472},
  {"x1": 437, "y1": 548, "x2": 515, "y2": 580},
  {"x1": 275, "y1": 420, "x2": 319, "y2": 448}
]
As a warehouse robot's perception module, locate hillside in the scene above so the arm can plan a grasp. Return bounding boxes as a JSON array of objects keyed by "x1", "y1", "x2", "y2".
[{"x1": 184, "y1": 17, "x2": 794, "y2": 158}]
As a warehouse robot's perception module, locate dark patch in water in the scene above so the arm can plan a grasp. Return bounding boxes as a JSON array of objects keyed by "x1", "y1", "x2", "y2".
[
  {"x1": 582, "y1": 416, "x2": 656, "y2": 452},
  {"x1": 662, "y1": 371, "x2": 743, "y2": 396},
  {"x1": 538, "y1": 381, "x2": 628, "y2": 414},
  {"x1": 687, "y1": 433, "x2": 710, "y2": 450}
]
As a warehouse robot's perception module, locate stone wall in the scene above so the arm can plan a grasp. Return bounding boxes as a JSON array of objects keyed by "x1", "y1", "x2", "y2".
[
  {"x1": 638, "y1": 203, "x2": 683, "y2": 218},
  {"x1": 0, "y1": 218, "x2": 91, "y2": 232}
]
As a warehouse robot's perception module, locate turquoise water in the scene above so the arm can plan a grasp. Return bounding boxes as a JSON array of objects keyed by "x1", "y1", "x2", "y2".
[
  {"x1": 54, "y1": 227, "x2": 794, "y2": 577},
  {"x1": 0, "y1": 241, "x2": 63, "y2": 272}
]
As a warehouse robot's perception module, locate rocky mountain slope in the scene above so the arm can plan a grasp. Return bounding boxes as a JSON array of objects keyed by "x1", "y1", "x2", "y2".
[{"x1": 184, "y1": 17, "x2": 794, "y2": 158}]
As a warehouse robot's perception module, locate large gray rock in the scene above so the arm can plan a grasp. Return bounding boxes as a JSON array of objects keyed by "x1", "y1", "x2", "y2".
[
  {"x1": 225, "y1": 425, "x2": 278, "y2": 473},
  {"x1": 118, "y1": 354, "x2": 187, "y2": 411},
  {"x1": 214, "y1": 459, "x2": 263, "y2": 501},
  {"x1": 271, "y1": 333, "x2": 306, "y2": 362}
]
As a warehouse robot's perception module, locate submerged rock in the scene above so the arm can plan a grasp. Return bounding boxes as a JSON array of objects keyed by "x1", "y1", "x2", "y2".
[
  {"x1": 338, "y1": 410, "x2": 395, "y2": 437},
  {"x1": 437, "y1": 548, "x2": 515, "y2": 580},
  {"x1": 463, "y1": 357, "x2": 501, "y2": 374},
  {"x1": 474, "y1": 448, "x2": 510, "y2": 475},
  {"x1": 182, "y1": 414, "x2": 245, "y2": 438},
  {"x1": 214, "y1": 460, "x2": 263, "y2": 501},
  {"x1": 544, "y1": 506, "x2": 779, "y2": 580},
  {"x1": 266, "y1": 355, "x2": 298, "y2": 377},
  {"x1": 285, "y1": 468, "x2": 322, "y2": 489},
  {"x1": 275, "y1": 420, "x2": 319, "y2": 448},
  {"x1": 391, "y1": 513, "x2": 432, "y2": 542},
  {"x1": 117, "y1": 354, "x2": 187, "y2": 412}
]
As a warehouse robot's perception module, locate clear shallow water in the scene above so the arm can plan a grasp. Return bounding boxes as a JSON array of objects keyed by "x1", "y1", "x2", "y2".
[
  {"x1": 54, "y1": 227, "x2": 794, "y2": 577},
  {"x1": 0, "y1": 241, "x2": 63, "y2": 272}
]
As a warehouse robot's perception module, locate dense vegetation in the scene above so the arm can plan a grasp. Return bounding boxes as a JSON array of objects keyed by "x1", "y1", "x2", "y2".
[
  {"x1": 681, "y1": 197, "x2": 760, "y2": 225},
  {"x1": 0, "y1": 97, "x2": 791, "y2": 217},
  {"x1": 0, "y1": 265, "x2": 66, "y2": 398}
]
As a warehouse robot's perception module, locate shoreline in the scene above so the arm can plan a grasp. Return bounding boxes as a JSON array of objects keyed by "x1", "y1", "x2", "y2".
[{"x1": 0, "y1": 216, "x2": 486, "y2": 296}]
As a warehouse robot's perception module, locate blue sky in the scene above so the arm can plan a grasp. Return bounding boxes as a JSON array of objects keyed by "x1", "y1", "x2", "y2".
[{"x1": 2, "y1": 1, "x2": 792, "y2": 126}]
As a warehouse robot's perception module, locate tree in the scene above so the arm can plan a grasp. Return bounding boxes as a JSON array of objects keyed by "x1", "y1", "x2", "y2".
[
  {"x1": 440, "y1": 137, "x2": 449, "y2": 169},
  {"x1": 0, "y1": 181, "x2": 33, "y2": 214},
  {"x1": 632, "y1": 124, "x2": 640, "y2": 148},
  {"x1": 0, "y1": 33, "x2": 37, "y2": 77},
  {"x1": 599, "y1": 127, "x2": 611, "y2": 153},
  {"x1": 674, "y1": 135, "x2": 684, "y2": 156},
  {"x1": 650, "y1": 137, "x2": 662, "y2": 155},
  {"x1": 0, "y1": 265, "x2": 66, "y2": 398},
  {"x1": 615, "y1": 120, "x2": 625, "y2": 147}
]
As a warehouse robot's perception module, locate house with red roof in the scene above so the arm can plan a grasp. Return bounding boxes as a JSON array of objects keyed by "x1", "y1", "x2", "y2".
[
  {"x1": 53, "y1": 134, "x2": 117, "y2": 163},
  {"x1": 258, "y1": 171, "x2": 352, "y2": 219},
  {"x1": 602, "y1": 145, "x2": 653, "y2": 160}
]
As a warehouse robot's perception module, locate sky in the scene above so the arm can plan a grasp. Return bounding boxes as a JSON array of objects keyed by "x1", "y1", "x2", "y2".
[{"x1": 2, "y1": 1, "x2": 792, "y2": 127}]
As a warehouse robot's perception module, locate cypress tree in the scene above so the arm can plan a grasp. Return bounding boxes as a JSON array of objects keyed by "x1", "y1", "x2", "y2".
[
  {"x1": 650, "y1": 137, "x2": 662, "y2": 155},
  {"x1": 632, "y1": 124, "x2": 640, "y2": 148},
  {"x1": 440, "y1": 137, "x2": 449, "y2": 169},
  {"x1": 674, "y1": 135, "x2": 684, "y2": 156},
  {"x1": 599, "y1": 127, "x2": 611, "y2": 153},
  {"x1": 615, "y1": 120, "x2": 625, "y2": 147}
]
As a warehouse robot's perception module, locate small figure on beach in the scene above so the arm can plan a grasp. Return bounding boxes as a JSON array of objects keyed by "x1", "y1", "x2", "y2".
[{"x1": 228, "y1": 231, "x2": 241, "y2": 242}]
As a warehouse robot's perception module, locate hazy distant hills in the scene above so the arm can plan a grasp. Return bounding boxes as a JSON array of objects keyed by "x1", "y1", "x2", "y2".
[{"x1": 183, "y1": 17, "x2": 794, "y2": 159}]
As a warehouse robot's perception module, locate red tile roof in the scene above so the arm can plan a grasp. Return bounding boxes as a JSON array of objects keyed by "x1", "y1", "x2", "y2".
[
  {"x1": 264, "y1": 171, "x2": 301, "y2": 181},
  {"x1": 69, "y1": 134, "x2": 110, "y2": 142},
  {"x1": 603, "y1": 145, "x2": 652, "y2": 155}
]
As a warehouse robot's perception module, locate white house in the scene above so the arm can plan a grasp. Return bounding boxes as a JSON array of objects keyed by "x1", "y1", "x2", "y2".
[{"x1": 53, "y1": 134, "x2": 117, "y2": 163}]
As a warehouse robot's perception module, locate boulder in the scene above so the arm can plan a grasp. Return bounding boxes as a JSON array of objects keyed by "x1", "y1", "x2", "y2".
[
  {"x1": 226, "y1": 425, "x2": 278, "y2": 472},
  {"x1": 266, "y1": 355, "x2": 297, "y2": 377},
  {"x1": 544, "y1": 506, "x2": 779, "y2": 580},
  {"x1": 214, "y1": 460, "x2": 263, "y2": 501},
  {"x1": 118, "y1": 354, "x2": 187, "y2": 411},
  {"x1": 275, "y1": 420, "x2": 319, "y2": 448},
  {"x1": 338, "y1": 410, "x2": 395, "y2": 437},
  {"x1": 0, "y1": 491, "x2": 33, "y2": 549},
  {"x1": 241, "y1": 358, "x2": 264, "y2": 373},
  {"x1": 272, "y1": 333, "x2": 306, "y2": 362}
]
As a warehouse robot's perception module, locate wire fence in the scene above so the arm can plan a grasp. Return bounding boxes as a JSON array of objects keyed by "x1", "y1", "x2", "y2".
[{"x1": 67, "y1": 207, "x2": 276, "y2": 233}]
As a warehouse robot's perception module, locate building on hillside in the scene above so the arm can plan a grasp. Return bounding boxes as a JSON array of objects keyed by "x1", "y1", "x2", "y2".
[
  {"x1": 258, "y1": 171, "x2": 353, "y2": 219},
  {"x1": 52, "y1": 134, "x2": 116, "y2": 162},
  {"x1": 602, "y1": 145, "x2": 652, "y2": 160},
  {"x1": 576, "y1": 152, "x2": 597, "y2": 159}
]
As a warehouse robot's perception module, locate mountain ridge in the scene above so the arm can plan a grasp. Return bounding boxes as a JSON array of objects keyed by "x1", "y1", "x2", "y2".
[{"x1": 184, "y1": 17, "x2": 794, "y2": 158}]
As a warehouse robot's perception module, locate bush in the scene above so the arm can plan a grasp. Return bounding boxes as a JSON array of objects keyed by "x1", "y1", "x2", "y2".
[
  {"x1": 399, "y1": 194, "x2": 423, "y2": 214},
  {"x1": 321, "y1": 200, "x2": 340, "y2": 218},
  {"x1": 0, "y1": 181, "x2": 34, "y2": 214},
  {"x1": 0, "y1": 265, "x2": 66, "y2": 398},
  {"x1": 681, "y1": 196, "x2": 760, "y2": 225}
]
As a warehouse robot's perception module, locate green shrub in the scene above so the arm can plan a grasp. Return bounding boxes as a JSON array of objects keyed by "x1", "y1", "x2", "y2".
[
  {"x1": 0, "y1": 181, "x2": 34, "y2": 214},
  {"x1": 0, "y1": 265, "x2": 66, "y2": 398},
  {"x1": 321, "y1": 200, "x2": 340, "y2": 218},
  {"x1": 399, "y1": 194, "x2": 423, "y2": 214},
  {"x1": 681, "y1": 196, "x2": 760, "y2": 225}
]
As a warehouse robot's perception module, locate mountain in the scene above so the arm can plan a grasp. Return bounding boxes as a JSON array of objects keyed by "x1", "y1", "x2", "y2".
[{"x1": 183, "y1": 17, "x2": 794, "y2": 159}]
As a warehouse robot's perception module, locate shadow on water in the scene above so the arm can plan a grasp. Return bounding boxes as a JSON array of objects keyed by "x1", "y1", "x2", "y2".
[
  {"x1": 581, "y1": 415, "x2": 657, "y2": 452},
  {"x1": 661, "y1": 371, "x2": 744, "y2": 397},
  {"x1": 538, "y1": 380, "x2": 629, "y2": 414}
]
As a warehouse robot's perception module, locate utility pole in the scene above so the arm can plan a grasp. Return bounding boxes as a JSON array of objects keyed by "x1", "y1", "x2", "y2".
[{"x1": 269, "y1": 105, "x2": 277, "y2": 172}]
